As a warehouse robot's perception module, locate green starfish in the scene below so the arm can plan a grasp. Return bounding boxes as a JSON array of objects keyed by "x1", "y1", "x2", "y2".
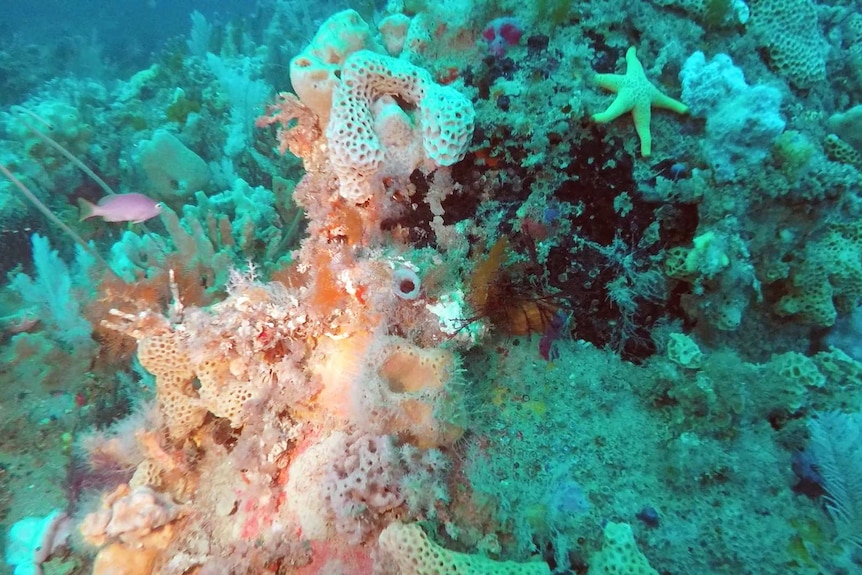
[{"x1": 592, "y1": 47, "x2": 689, "y2": 157}]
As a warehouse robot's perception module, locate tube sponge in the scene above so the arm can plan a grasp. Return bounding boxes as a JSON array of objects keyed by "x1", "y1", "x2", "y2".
[{"x1": 289, "y1": 9, "x2": 383, "y2": 124}]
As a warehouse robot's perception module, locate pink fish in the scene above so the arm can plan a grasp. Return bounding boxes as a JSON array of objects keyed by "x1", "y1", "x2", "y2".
[{"x1": 78, "y1": 193, "x2": 163, "y2": 223}]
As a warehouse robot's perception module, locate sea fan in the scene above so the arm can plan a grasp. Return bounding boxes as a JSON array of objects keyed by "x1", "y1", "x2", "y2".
[
  {"x1": 808, "y1": 410, "x2": 862, "y2": 548},
  {"x1": 9, "y1": 233, "x2": 95, "y2": 350}
]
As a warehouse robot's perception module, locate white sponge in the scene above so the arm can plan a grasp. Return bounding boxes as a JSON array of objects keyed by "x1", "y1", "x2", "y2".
[
  {"x1": 326, "y1": 50, "x2": 474, "y2": 202},
  {"x1": 5, "y1": 510, "x2": 70, "y2": 575}
]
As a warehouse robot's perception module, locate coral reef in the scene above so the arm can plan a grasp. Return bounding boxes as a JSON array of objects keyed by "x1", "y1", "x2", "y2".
[{"x1": 3, "y1": 0, "x2": 862, "y2": 574}]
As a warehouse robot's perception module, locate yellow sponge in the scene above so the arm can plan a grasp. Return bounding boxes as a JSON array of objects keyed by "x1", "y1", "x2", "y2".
[
  {"x1": 379, "y1": 521, "x2": 550, "y2": 575},
  {"x1": 589, "y1": 522, "x2": 658, "y2": 575}
]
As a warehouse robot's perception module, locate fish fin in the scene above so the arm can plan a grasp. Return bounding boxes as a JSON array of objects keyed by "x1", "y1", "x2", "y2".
[{"x1": 78, "y1": 198, "x2": 98, "y2": 221}]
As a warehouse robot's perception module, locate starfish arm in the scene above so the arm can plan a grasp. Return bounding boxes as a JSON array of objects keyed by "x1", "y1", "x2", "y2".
[
  {"x1": 594, "y1": 73, "x2": 625, "y2": 92},
  {"x1": 593, "y1": 95, "x2": 635, "y2": 123},
  {"x1": 624, "y1": 47, "x2": 646, "y2": 78},
  {"x1": 631, "y1": 103, "x2": 653, "y2": 157},
  {"x1": 651, "y1": 89, "x2": 689, "y2": 114}
]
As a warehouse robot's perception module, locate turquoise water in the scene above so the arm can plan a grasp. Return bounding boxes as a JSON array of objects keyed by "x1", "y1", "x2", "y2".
[{"x1": 1, "y1": 1, "x2": 861, "y2": 574}]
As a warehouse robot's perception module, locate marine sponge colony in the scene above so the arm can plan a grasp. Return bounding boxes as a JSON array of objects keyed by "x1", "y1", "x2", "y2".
[{"x1": 2, "y1": 0, "x2": 862, "y2": 574}]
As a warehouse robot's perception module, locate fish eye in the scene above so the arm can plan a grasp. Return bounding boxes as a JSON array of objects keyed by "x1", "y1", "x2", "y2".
[{"x1": 155, "y1": 202, "x2": 164, "y2": 210}]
